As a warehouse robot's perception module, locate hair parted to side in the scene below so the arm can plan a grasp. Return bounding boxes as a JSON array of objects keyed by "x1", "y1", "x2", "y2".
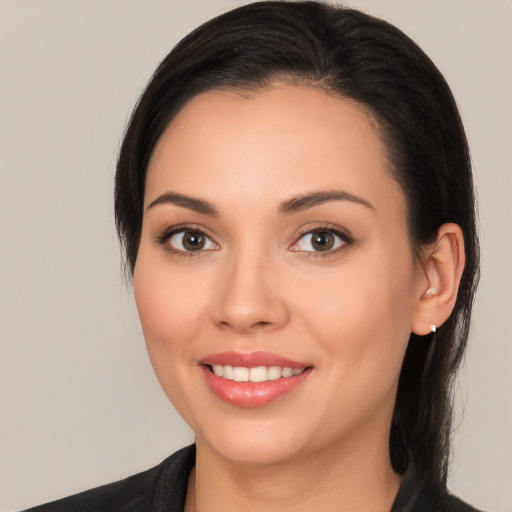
[{"x1": 115, "y1": 1, "x2": 479, "y2": 490}]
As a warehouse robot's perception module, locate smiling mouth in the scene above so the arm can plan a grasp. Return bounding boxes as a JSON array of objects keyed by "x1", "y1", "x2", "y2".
[
  {"x1": 206, "y1": 364, "x2": 307, "y2": 383},
  {"x1": 200, "y1": 354, "x2": 313, "y2": 407}
]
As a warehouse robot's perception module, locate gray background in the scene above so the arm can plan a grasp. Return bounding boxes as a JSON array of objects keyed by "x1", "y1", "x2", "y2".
[{"x1": 1, "y1": 1, "x2": 510, "y2": 510}]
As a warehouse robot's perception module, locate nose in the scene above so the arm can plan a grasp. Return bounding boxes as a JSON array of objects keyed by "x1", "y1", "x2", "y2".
[{"x1": 211, "y1": 252, "x2": 290, "y2": 334}]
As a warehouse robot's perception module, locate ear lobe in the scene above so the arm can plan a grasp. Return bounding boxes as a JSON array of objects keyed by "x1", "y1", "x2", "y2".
[{"x1": 411, "y1": 223, "x2": 465, "y2": 335}]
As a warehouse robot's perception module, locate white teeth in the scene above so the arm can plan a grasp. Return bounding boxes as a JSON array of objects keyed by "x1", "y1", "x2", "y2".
[
  {"x1": 249, "y1": 366, "x2": 267, "y2": 382},
  {"x1": 222, "y1": 365, "x2": 234, "y2": 379},
  {"x1": 281, "y1": 367, "x2": 293, "y2": 378},
  {"x1": 233, "y1": 367, "x2": 249, "y2": 382},
  {"x1": 210, "y1": 365, "x2": 305, "y2": 382},
  {"x1": 267, "y1": 366, "x2": 282, "y2": 380}
]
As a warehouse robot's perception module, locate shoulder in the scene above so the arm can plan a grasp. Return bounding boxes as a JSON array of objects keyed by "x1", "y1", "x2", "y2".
[
  {"x1": 24, "y1": 464, "x2": 164, "y2": 512},
  {"x1": 392, "y1": 461, "x2": 486, "y2": 512},
  {"x1": 414, "y1": 483, "x2": 487, "y2": 512},
  {"x1": 442, "y1": 492, "x2": 486, "y2": 512},
  {"x1": 397, "y1": 485, "x2": 486, "y2": 512},
  {"x1": 416, "y1": 484, "x2": 487, "y2": 512},
  {"x1": 22, "y1": 445, "x2": 195, "y2": 512}
]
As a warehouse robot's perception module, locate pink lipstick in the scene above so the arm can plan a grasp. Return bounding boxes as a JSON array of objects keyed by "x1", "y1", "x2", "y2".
[{"x1": 199, "y1": 351, "x2": 313, "y2": 407}]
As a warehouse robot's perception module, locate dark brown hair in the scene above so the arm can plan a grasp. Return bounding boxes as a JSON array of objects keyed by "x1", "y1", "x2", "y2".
[{"x1": 115, "y1": 1, "x2": 479, "y2": 489}]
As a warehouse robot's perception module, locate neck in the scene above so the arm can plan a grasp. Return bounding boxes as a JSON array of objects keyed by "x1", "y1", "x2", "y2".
[{"x1": 186, "y1": 435, "x2": 402, "y2": 512}]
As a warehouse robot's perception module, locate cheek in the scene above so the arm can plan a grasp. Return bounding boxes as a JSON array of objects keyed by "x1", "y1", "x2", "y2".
[
  {"x1": 133, "y1": 253, "x2": 205, "y2": 366},
  {"x1": 133, "y1": 256, "x2": 209, "y2": 422},
  {"x1": 298, "y1": 252, "x2": 416, "y2": 384}
]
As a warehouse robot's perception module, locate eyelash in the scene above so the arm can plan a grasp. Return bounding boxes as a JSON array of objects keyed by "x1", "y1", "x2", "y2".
[
  {"x1": 155, "y1": 224, "x2": 218, "y2": 257},
  {"x1": 155, "y1": 224, "x2": 353, "y2": 257},
  {"x1": 291, "y1": 225, "x2": 354, "y2": 258}
]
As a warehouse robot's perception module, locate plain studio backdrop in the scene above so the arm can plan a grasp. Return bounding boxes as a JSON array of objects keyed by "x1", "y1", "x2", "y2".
[{"x1": 0, "y1": 1, "x2": 510, "y2": 511}]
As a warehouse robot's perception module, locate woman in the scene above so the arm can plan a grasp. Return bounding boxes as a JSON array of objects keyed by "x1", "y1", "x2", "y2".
[{"x1": 25, "y1": 2, "x2": 481, "y2": 511}]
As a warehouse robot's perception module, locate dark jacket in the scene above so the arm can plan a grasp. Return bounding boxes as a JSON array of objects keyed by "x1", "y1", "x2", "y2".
[{"x1": 24, "y1": 445, "x2": 482, "y2": 512}]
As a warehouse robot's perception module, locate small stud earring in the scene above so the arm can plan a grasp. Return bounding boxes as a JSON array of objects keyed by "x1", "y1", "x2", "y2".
[
  {"x1": 429, "y1": 324, "x2": 437, "y2": 333},
  {"x1": 425, "y1": 287, "x2": 436, "y2": 296}
]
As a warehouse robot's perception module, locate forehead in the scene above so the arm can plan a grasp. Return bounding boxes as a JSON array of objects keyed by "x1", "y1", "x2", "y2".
[{"x1": 145, "y1": 85, "x2": 404, "y2": 217}]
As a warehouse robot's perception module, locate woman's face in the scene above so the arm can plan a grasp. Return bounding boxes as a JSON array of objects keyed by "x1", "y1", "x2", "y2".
[{"x1": 134, "y1": 85, "x2": 426, "y2": 466}]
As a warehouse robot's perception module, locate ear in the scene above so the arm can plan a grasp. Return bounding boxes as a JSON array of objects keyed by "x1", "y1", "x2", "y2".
[{"x1": 410, "y1": 223, "x2": 465, "y2": 335}]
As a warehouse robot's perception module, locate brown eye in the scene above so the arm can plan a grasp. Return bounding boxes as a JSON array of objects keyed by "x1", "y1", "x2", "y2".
[
  {"x1": 167, "y1": 230, "x2": 217, "y2": 252},
  {"x1": 182, "y1": 231, "x2": 206, "y2": 251},
  {"x1": 311, "y1": 232, "x2": 335, "y2": 251},
  {"x1": 290, "y1": 228, "x2": 351, "y2": 254}
]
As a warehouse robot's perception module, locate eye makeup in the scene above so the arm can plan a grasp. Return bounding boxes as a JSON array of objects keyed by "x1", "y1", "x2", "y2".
[{"x1": 154, "y1": 221, "x2": 354, "y2": 260}]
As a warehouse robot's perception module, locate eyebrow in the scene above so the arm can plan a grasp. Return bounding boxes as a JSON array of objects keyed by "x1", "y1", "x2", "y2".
[
  {"x1": 147, "y1": 192, "x2": 218, "y2": 216},
  {"x1": 146, "y1": 189, "x2": 375, "y2": 216},
  {"x1": 279, "y1": 190, "x2": 375, "y2": 215}
]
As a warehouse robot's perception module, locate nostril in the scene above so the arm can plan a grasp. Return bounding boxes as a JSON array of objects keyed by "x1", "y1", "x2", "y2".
[{"x1": 217, "y1": 319, "x2": 272, "y2": 330}]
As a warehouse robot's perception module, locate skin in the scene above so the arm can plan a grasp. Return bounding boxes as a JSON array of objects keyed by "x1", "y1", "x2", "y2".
[{"x1": 134, "y1": 85, "x2": 464, "y2": 512}]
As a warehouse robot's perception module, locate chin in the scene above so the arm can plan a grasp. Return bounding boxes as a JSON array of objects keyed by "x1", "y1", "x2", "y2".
[
  {"x1": 205, "y1": 437, "x2": 303, "y2": 467},
  {"x1": 193, "y1": 414, "x2": 318, "y2": 467}
]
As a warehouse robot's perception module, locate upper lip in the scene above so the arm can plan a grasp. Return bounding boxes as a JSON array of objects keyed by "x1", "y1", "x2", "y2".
[{"x1": 199, "y1": 351, "x2": 311, "y2": 369}]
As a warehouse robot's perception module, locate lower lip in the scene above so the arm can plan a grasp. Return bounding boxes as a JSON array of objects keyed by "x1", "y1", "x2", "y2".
[{"x1": 200, "y1": 365, "x2": 312, "y2": 407}]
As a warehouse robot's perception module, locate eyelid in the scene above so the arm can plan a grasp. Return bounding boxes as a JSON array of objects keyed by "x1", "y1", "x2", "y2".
[
  {"x1": 155, "y1": 224, "x2": 219, "y2": 254},
  {"x1": 154, "y1": 223, "x2": 352, "y2": 257},
  {"x1": 289, "y1": 224, "x2": 353, "y2": 256}
]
